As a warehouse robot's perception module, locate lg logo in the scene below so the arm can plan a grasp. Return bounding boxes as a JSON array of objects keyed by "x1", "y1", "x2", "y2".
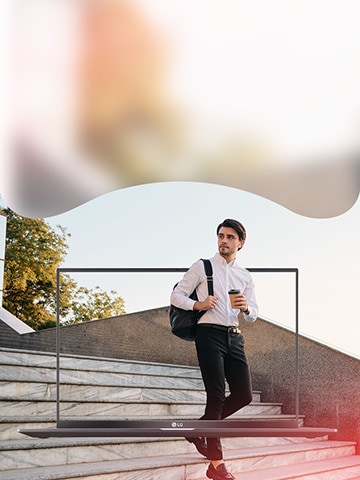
[{"x1": 171, "y1": 422, "x2": 184, "y2": 428}]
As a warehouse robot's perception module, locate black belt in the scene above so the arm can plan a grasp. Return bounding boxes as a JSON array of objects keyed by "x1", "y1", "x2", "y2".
[{"x1": 198, "y1": 323, "x2": 242, "y2": 334}]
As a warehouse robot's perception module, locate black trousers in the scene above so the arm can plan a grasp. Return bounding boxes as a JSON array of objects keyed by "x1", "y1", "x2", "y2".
[{"x1": 195, "y1": 325, "x2": 253, "y2": 461}]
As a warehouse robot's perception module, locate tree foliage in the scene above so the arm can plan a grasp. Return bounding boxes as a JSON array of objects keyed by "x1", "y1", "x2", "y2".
[
  {"x1": 61, "y1": 286, "x2": 126, "y2": 325},
  {"x1": 2, "y1": 208, "x2": 126, "y2": 329}
]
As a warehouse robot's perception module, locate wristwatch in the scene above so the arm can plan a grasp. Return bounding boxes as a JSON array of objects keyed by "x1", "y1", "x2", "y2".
[{"x1": 242, "y1": 307, "x2": 250, "y2": 315}]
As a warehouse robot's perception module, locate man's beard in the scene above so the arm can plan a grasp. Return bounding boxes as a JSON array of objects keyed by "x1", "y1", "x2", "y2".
[{"x1": 219, "y1": 246, "x2": 231, "y2": 256}]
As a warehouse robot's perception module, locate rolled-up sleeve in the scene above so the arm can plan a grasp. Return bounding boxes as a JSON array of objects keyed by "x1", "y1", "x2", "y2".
[
  {"x1": 170, "y1": 261, "x2": 203, "y2": 311},
  {"x1": 241, "y1": 274, "x2": 258, "y2": 323}
]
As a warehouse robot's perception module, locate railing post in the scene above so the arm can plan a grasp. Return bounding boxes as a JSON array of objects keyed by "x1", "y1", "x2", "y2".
[
  {"x1": 56, "y1": 268, "x2": 61, "y2": 425},
  {"x1": 295, "y1": 268, "x2": 300, "y2": 425}
]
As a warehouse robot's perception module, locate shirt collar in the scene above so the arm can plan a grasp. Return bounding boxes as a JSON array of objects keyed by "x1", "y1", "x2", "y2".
[{"x1": 214, "y1": 252, "x2": 238, "y2": 267}]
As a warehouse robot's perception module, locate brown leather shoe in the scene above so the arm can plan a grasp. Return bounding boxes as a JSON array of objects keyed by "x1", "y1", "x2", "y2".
[
  {"x1": 185, "y1": 436, "x2": 208, "y2": 457},
  {"x1": 206, "y1": 463, "x2": 236, "y2": 480}
]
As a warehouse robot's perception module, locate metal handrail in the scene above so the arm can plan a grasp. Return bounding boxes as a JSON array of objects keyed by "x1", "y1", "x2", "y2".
[{"x1": 56, "y1": 267, "x2": 299, "y2": 426}]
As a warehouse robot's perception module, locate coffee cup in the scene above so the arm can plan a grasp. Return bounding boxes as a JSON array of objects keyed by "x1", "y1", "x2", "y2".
[{"x1": 228, "y1": 289, "x2": 240, "y2": 309}]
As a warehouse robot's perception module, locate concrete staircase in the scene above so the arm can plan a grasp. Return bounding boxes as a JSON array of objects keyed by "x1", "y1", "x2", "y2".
[{"x1": 0, "y1": 347, "x2": 359, "y2": 480}]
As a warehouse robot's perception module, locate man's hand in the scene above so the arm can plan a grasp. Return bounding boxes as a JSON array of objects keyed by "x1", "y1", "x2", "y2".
[
  {"x1": 230, "y1": 293, "x2": 249, "y2": 312},
  {"x1": 193, "y1": 295, "x2": 218, "y2": 311}
]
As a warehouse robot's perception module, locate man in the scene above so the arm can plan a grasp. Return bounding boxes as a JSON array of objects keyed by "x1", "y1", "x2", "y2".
[{"x1": 170, "y1": 218, "x2": 258, "y2": 480}]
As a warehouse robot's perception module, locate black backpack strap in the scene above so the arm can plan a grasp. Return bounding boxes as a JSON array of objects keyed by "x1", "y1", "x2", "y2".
[{"x1": 201, "y1": 259, "x2": 213, "y2": 296}]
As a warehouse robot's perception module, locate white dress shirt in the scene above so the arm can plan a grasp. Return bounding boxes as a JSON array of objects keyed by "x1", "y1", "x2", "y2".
[{"x1": 170, "y1": 253, "x2": 258, "y2": 327}]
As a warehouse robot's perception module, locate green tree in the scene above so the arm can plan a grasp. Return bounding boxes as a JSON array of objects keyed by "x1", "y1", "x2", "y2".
[
  {"x1": 2, "y1": 208, "x2": 126, "y2": 329},
  {"x1": 62, "y1": 286, "x2": 126, "y2": 325}
]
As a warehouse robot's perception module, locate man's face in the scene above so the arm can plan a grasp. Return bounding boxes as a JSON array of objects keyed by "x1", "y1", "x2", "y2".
[{"x1": 217, "y1": 226, "x2": 244, "y2": 260}]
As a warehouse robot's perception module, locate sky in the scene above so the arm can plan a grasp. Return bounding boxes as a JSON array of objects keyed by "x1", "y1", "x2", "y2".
[{"x1": 46, "y1": 182, "x2": 360, "y2": 360}]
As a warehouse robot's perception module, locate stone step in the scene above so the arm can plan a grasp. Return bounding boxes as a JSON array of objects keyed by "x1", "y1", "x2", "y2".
[
  {"x1": 1, "y1": 348, "x2": 356, "y2": 480},
  {"x1": 0, "y1": 399, "x2": 282, "y2": 418},
  {"x1": 1, "y1": 417, "x2": 56, "y2": 441},
  {"x1": 0, "y1": 380, "x2": 261, "y2": 404},
  {"x1": 0, "y1": 348, "x2": 203, "y2": 378},
  {"x1": 0, "y1": 441, "x2": 357, "y2": 480},
  {"x1": 1, "y1": 437, "x2": 339, "y2": 471},
  {"x1": 0, "y1": 381, "x2": 208, "y2": 403},
  {"x1": 238, "y1": 455, "x2": 360, "y2": 480},
  {"x1": 0, "y1": 364, "x2": 207, "y2": 390}
]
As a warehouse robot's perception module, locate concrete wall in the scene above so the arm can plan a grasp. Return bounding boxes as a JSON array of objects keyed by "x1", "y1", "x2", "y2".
[
  {"x1": 0, "y1": 307, "x2": 199, "y2": 365},
  {"x1": 239, "y1": 317, "x2": 360, "y2": 451},
  {"x1": 0, "y1": 307, "x2": 359, "y2": 451}
]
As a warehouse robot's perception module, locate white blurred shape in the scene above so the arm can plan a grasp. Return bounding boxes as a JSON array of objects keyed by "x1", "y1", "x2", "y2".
[{"x1": 1, "y1": 0, "x2": 360, "y2": 218}]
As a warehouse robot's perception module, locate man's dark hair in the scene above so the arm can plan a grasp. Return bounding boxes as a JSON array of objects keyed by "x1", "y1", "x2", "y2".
[{"x1": 216, "y1": 218, "x2": 247, "y2": 241}]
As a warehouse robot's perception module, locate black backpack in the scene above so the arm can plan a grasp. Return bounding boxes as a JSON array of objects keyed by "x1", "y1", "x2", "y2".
[{"x1": 169, "y1": 259, "x2": 213, "y2": 341}]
